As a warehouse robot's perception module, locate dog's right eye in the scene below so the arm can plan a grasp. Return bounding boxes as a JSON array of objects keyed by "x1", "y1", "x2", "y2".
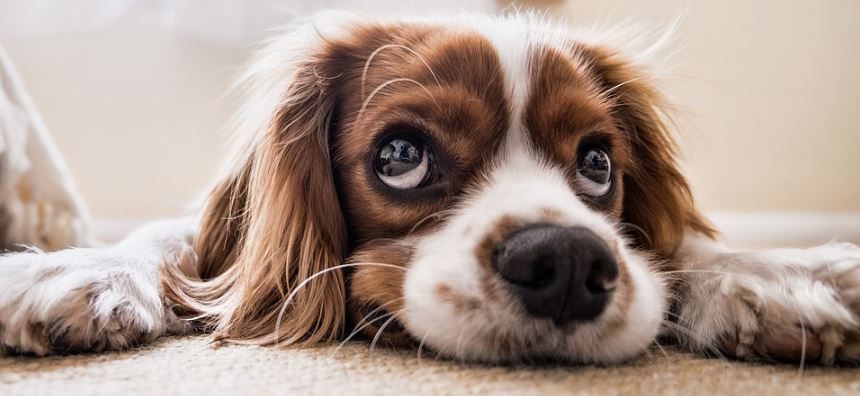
[
  {"x1": 374, "y1": 136, "x2": 433, "y2": 189},
  {"x1": 576, "y1": 148, "x2": 612, "y2": 197}
]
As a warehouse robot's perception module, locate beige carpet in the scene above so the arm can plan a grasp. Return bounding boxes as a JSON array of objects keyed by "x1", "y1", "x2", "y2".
[{"x1": 1, "y1": 336, "x2": 859, "y2": 395}]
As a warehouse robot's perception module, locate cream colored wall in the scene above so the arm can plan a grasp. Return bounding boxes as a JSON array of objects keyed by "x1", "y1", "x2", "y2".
[
  {"x1": 4, "y1": 15, "x2": 241, "y2": 219},
  {"x1": 543, "y1": 0, "x2": 860, "y2": 212},
  {"x1": 3, "y1": 2, "x2": 859, "y2": 219}
]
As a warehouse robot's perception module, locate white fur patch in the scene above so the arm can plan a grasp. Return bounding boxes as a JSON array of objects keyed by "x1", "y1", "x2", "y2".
[
  {"x1": 673, "y1": 237, "x2": 860, "y2": 364},
  {"x1": 0, "y1": 219, "x2": 194, "y2": 355}
]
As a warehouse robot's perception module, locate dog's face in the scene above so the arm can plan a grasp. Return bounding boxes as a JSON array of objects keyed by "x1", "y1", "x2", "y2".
[
  {"x1": 334, "y1": 22, "x2": 665, "y2": 363},
  {"x1": 190, "y1": 14, "x2": 712, "y2": 364}
]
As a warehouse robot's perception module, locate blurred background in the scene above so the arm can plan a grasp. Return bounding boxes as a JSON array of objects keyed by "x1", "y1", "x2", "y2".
[{"x1": 0, "y1": 0, "x2": 858, "y2": 237}]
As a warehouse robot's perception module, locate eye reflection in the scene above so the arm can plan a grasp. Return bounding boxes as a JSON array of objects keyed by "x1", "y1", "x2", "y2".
[
  {"x1": 374, "y1": 136, "x2": 431, "y2": 189},
  {"x1": 576, "y1": 148, "x2": 611, "y2": 197}
]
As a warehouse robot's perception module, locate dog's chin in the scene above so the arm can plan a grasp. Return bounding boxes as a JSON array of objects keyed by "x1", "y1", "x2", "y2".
[{"x1": 398, "y1": 248, "x2": 666, "y2": 365}]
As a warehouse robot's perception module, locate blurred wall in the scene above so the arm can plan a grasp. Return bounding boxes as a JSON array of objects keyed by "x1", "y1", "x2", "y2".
[
  {"x1": 3, "y1": 14, "x2": 240, "y2": 218},
  {"x1": 544, "y1": 0, "x2": 860, "y2": 213},
  {"x1": 2, "y1": 1, "x2": 859, "y2": 219}
]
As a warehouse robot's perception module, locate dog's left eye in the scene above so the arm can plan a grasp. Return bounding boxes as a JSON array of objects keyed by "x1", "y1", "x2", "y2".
[
  {"x1": 576, "y1": 148, "x2": 612, "y2": 196},
  {"x1": 374, "y1": 136, "x2": 432, "y2": 189}
]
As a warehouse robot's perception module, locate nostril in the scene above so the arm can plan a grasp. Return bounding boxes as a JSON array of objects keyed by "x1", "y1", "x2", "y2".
[
  {"x1": 585, "y1": 259, "x2": 619, "y2": 294},
  {"x1": 492, "y1": 245, "x2": 556, "y2": 289},
  {"x1": 585, "y1": 273, "x2": 616, "y2": 294},
  {"x1": 512, "y1": 258, "x2": 555, "y2": 290},
  {"x1": 528, "y1": 259, "x2": 556, "y2": 289}
]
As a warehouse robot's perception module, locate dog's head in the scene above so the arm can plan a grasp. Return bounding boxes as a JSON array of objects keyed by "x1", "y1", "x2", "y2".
[{"x1": 180, "y1": 13, "x2": 713, "y2": 364}]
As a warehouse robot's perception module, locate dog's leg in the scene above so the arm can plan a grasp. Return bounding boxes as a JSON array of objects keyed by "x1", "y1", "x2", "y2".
[
  {"x1": 0, "y1": 218, "x2": 195, "y2": 355},
  {"x1": 669, "y1": 233, "x2": 860, "y2": 364}
]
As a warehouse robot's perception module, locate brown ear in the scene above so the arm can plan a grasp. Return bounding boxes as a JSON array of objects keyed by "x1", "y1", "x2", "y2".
[
  {"x1": 164, "y1": 34, "x2": 349, "y2": 345},
  {"x1": 586, "y1": 47, "x2": 715, "y2": 258}
]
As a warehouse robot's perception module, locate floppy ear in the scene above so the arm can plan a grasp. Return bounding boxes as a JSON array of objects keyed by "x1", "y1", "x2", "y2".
[
  {"x1": 586, "y1": 47, "x2": 715, "y2": 259},
  {"x1": 164, "y1": 25, "x2": 350, "y2": 345}
]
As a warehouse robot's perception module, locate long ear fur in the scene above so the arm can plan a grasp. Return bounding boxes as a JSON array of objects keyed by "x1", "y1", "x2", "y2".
[
  {"x1": 585, "y1": 46, "x2": 716, "y2": 259},
  {"x1": 163, "y1": 15, "x2": 356, "y2": 345}
]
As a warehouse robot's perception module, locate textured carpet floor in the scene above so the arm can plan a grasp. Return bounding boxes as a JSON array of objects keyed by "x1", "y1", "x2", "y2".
[{"x1": 2, "y1": 336, "x2": 860, "y2": 395}]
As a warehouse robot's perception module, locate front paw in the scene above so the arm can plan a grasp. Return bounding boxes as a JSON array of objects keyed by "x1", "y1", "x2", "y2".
[
  {"x1": 674, "y1": 243, "x2": 860, "y2": 364},
  {"x1": 0, "y1": 249, "x2": 183, "y2": 355}
]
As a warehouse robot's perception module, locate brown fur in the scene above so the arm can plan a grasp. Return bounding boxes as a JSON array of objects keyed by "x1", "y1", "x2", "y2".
[
  {"x1": 332, "y1": 31, "x2": 509, "y2": 243},
  {"x1": 526, "y1": 44, "x2": 714, "y2": 258},
  {"x1": 164, "y1": 40, "x2": 352, "y2": 344},
  {"x1": 525, "y1": 47, "x2": 631, "y2": 217},
  {"x1": 161, "y1": 18, "x2": 714, "y2": 350},
  {"x1": 579, "y1": 45, "x2": 716, "y2": 259},
  {"x1": 346, "y1": 239, "x2": 415, "y2": 346},
  {"x1": 164, "y1": 23, "x2": 512, "y2": 346}
]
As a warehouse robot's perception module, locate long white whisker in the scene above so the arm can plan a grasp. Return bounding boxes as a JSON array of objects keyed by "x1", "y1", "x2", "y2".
[
  {"x1": 454, "y1": 326, "x2": 468, "y2": 361},
  {"x1": 598, "y1": 75, "x2": 649, "y2": 100},
  {"x1": 273, "y1": 262, "x2": 406, "y2": 346},
  {"x1": 353, "y1": 297, "x2": 405, "y2": 330},
  {"x1": 332, "y1": 311, "x2": 396, "y2": 358},
  {"x1": 370, "y1": 311, "x2": 403, "y2": 353},
  {"x1": 617, "y1": 221, "x2": 652, "y2": 247},
  {"x1": 407, "y1": 209, "x2": 457, "y2": 236},
  {"x1": 652, "y1": 339, "x2": 671, "y2": 364},
  {"x1": 660, "y1": 269, "x2": 734, "y2": 276},
  {"x1": 665, "y1": 74, "x2": 764, "y2": 138},
  {"x1": 661, "y1": 319, "x2": 728, "y2": 361},
  {"x1": 356, "y1": 78, "x2": 441, "y2": 124},
  {"x1": 797, "y1": 311, "x2": 808, "y2": 376},
  {"x1": 417, "y1": 330, "x2": 431, "y2": 365},
  {"x1": 362, "y1": 44, "x2": 442, "y2": 100}
]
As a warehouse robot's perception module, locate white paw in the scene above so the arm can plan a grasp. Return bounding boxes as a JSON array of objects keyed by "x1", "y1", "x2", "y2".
[
  {"x1": 674, "y1": 242, "x2": 860, "y2": 364},
  {"x1": 0, "y1": 247, "x2": 189, "y2": 355}
]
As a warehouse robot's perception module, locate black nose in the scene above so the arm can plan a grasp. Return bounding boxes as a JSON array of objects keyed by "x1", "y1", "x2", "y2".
[{"x1": 491, "y1": 225, "x2": 619, "y2": 325}]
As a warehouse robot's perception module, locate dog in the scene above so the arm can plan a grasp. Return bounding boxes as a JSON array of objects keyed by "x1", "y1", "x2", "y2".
[{"x1": 1, "y1": 12, "x2": 859, "y2": 365}]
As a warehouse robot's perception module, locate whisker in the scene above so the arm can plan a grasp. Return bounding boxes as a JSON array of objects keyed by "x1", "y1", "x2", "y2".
[
  {"x1": 356, "y1": 78, "x2": 441, "y2": 124},
  {"x1": 331, "y1": 311, "x2": 396, "y2": 358},
  {"x1": 273, "y1": 262, "x2": 407, "y2": 346},
  {"x1": 369, "y1": 310, "x2": 403, "y2": 353},
  {"x1": 664, "y1": 74, "x2": 764, "y2": 138},
  {"x1": 454, "y1": 326, "x2": 468, "y2": 361},
  {"x1": 652, "y1": 339, "x2": 671, "y2": 364},
  {"x1": 597, "y1": 75, "x2": 649, "y2": 101},
  {"x1": 336, "y1": 297, "x2": 405, "y2": 355},
  {"x1": 797, "y1": 312, "x2": 808, "y2": 376},
  {"x1": 407, "y1": 209, "x2": 457, "y2": 236},
  {"x1": 660, "y1": 269, "x2": 735, "y2": 277},
  {"x1": 353, "y1": 297, "x2": 405, "y2": 330},
  {"x1": 361, "y1": 44, "x2": 442, "y2": 100},
  {"x1": 417, "y1": 330, "x2": 431, "y2": 365},
  {"x1": 617, "y1": 222, "x2": 652, "y2": 247},
  {"x1": 661, "y1": 319, "x2": 728, "y2": 362}
]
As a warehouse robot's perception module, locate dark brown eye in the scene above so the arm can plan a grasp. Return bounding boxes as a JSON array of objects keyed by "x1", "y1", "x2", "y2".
[
  {"x1": 374, "y1": 136, "x2": 431, "y2": 189},
  {"x1": 576, "y1": 149, "x2": 611, "y2": 196}
]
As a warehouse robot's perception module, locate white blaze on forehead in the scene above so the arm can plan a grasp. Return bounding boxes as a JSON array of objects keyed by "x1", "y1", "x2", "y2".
[{"x1": 471, "y1": 17, "x2": 534, "y2": 156}]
